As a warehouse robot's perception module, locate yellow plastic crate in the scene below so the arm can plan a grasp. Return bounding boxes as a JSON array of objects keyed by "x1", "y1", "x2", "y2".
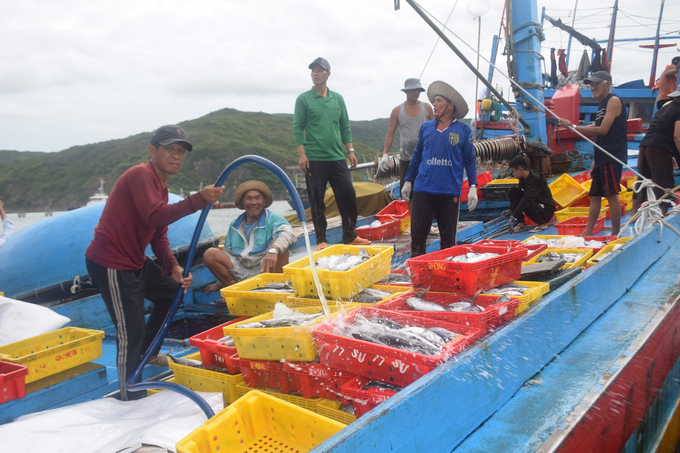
[
  {"x1": 283, "y1": 245, "x2": 393, "y2": 300},
  {"x1": 585, "y1": 244, "x2": 619, "y2": 267},
  {"x1": 220, "y1": 273, "x2": 295, "y2": 316},
  {"x1": 222, "y1": 306, "x2": 345, "y2": 361},
  {"x1": 176, "y1": 390, "x2": 345, "y2": 453},
  {"x1": 0, "y1": 327, "x2": 104, "y2": 384},
  {"x1": 235, "y1": 383, "x2": 321, "y2": 412},
  {"x1": 623, "y1": 175, "x2": 637, "y2": 190},
  {"x1": 369, "y1": 284, "x2": 412, "y2": 293},
  {"x1": 168, "y1": 352, "x2": 244, "y2": 404},
  {"x1": 550, "y1": 174, "x2": 588, "y2": 208},
  {"x1": 146, "y1": 377, "x2": 176, "y2": 396},
  {"x1": 622, "y1": 191, "x2": 633, "y2": 211},
  {"x1": 285, "y1": 295, "x2": 370, "y2": 310},
  {"x1": 483, "y1": 281, "x2": 550, "y2": 315},
  {"x1": 316, "y1": 398, "x2": 357, "y2": 424},
  {"x1": 399, "y1": 216, "x2": 411, "y2": 232},
  {"x1": 554, "y1": 207, "x2": 608, "y2": 223},
  {"x1": 487, "y1": 178, "x2": 519, "y2": 184},
  {"x1": 524, "y1": 248, "x2": 593, "y2": 269},
  {"x1": 581, "y1": 180, "x2": 628, "y2": 206},
  {"x1": 609, "y1": 237, "x2": 632, "y2": 246}
]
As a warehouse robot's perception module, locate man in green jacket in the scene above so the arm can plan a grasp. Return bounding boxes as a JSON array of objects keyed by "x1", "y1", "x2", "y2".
[{"x1": 293, "y1": 57, "x2": 371, "y2": 251}]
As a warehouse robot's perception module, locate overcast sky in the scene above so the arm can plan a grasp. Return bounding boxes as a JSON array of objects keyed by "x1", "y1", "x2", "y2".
[{"x1": 2, "y1": 0, "x2": 679, "y2": 152}]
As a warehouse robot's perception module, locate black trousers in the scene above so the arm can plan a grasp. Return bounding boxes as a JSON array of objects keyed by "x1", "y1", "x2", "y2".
[
  {"x1": 86, "y1": 257, "x2": 178, "y2": 400},
  {"x1": 509, "y1": 187, "x2": 555, "y2": 224},
  {"x1": 410, "y1": 192, "x2": 460, "y2": 257},
  {"x1": 305, "y1": 160, "x2": 358, "y2": 244}
]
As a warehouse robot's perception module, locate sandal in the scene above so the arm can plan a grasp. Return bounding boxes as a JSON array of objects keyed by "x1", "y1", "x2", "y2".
[
  {"x1": 529, "y1": 225, "x2": 549, "y2": 233},
  {"x1": 316, "y1": 242, "x2": 328, "y2": 251},
  {"x1": 348, "y1": 236, "x2": 372, "y2": 246}
]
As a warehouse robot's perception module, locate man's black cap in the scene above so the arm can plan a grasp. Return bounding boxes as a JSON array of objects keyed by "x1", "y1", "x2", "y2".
[
  {"x1": 151, "y1": 124, "x2": 193, "y2": 151},
  {"x1": 308, "y1": 57, "x2": 330, "y2": 72},
  {"x1": 584, "y1": 71, "x2": 612, "y2": 84}
]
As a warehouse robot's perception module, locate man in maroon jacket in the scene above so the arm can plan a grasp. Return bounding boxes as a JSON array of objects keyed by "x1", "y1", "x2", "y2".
[{"x1": 85, "y1": 125, "x2": 224, "y2": 400}]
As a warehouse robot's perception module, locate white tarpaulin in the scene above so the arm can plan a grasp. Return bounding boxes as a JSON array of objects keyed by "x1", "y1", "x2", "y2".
[
  {"x1": 0, "y1": 296, "x2": 71, "y2": 346},
  {"x1": 0, "y1": 390, "x2": 224, "y2": 453}
]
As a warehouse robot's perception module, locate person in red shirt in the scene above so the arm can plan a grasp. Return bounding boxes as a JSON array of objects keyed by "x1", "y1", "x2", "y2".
[
  {"x1": 656, "y1": 57, "x2": 680, "y2": 110},
  {"x1": 85, "y1": 125, "x2": 224, "y2": 400}
]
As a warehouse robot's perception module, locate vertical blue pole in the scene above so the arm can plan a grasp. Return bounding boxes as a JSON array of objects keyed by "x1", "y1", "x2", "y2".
[
  {"x1": 607, "y1": 0, "x2": 618, "y2": 69},
  {"x1": 649, "y1": 0, "x2": 665, "y2": 88},
  {"x1": 511, "y1": 0, "x2": 546, "y2": 143}
]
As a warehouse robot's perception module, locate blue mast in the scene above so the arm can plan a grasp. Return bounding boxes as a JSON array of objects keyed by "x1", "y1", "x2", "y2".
[{"x1": 510, "y1": 0, "x2": 546, "y2": 143}]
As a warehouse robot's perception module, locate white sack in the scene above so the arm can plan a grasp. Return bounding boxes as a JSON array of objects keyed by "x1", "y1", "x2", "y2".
[{"x1": 0, "y1": 296, "x2": 71, "y2": 346}]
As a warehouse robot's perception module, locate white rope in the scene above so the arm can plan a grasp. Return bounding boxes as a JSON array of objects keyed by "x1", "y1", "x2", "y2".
[{"x1": 619, "y1": 178, "x2": 680, "y2": 240}]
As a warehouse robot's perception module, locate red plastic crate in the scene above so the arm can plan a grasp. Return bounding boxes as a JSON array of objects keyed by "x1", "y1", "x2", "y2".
[
  {"x1": 524, "y1": 243, "x2": 548, "y2": 261},
  {"x1": 572, "y1": 171, "x2": 591, "y2": 184},
  {"x1": 376, "y1": 200, "x2": 409, "y2": 222},
  {"x1": 571, "y1": 196, "x2": 591, "y2": 207},
  {"x1": 461, "y1": 170, "x2": 494, "y2": 201},
  {"x1": 0, "y1": 361, "x2": 28, "y2": 405},
  {"x1": 356, "y1": 219, "x2": 401, "y2": 241},
  {"x1": 524, "y1": 214, "x2": 556, "y2": 226},
  {"x1": 406, "y1": 245, "x2": 525, "y2": 295},
  {"x1": 605, "y1": 202, "x2": 627, "y2": 219},
  {"x1": 555, "y1": 216, "x2": 605, "y2": 235},
  {"x1": 283, "y1": 361, "x2": 355, "y2": 402},
  {"x1": 188, "y1": 317, "x2": 250, "y2": 373},
  {"x1": 375, "y1": 291, "x2": 518, "y2": 333},
  {"x1": 340, "y1": 376, "x2": 400, "y2": 418},
  {"x1": 233, "y1": 356, "x2": 301, "y2": 395},
  {"x1": 312, "y1": 307, "x2": 483, "y2": 387}
]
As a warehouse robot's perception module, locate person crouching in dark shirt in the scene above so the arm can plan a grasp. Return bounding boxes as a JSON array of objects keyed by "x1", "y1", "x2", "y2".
[{"x1": 508, "y1": 155, "x2": 556, "y2": 232}]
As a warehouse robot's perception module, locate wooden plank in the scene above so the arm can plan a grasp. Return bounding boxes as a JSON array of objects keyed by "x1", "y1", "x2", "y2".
[
  {"x1": 0, "y1": 363, "x2": 108, "y2": 425},
  {"x1": 311, "y1": 216, "x2": 680, "y2": 452}
]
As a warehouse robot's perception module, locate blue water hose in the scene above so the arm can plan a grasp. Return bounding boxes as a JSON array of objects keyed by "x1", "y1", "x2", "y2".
[{"x1": 126, "y1": 155, "x2": 307, "y2": 418}]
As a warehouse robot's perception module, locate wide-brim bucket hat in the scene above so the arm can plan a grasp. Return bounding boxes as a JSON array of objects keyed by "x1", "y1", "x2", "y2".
[
  {"x1": 401, "y1": 78, "x2": 425, "y2": 92},
  {"x1": 427, "y1": 81, "x2": 469, "y2": 119},
  {"x1": 234, "y1": 181, "x2": 273, "y2": 209}
]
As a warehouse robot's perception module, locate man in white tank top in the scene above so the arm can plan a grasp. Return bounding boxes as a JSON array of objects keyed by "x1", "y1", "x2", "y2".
[{"x1": 380, "y1": 78, "x2": 434, "y2": 208}]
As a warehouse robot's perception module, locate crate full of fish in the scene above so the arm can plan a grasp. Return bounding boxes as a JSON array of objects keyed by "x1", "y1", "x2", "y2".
[
  {"x1": 340, "y1": 376, "x2": 400, "y2": 417},
  {"x1": 0, "y1": 361, "x2": 28, "y2": 405},
  {"x1": 481, "y1": 281, "x2": 550, "y2": 315},
  {"x1": 523, "y1": 243, "x2": 548, "y2": 261},
  {"x1": 175, "y1": 390, "x2": 345, "y2": 453},
  {"x1": 406, "y1": 245, "x2": 525, "y2": 295},
  {"x1": 522, "y1": 235, "x2": 616, "y2": 254},
  {"x1": 167, "y1": 351, "x2": 245, "y2": 405},
  {"x1": 471, "y1": 239, "x2": 528, "y2": 258},
  {"x1": 524, "y1": 248, "x2": 594, "y2": 269},
  {"x1": 312, "y1": 306, "x2": 483, "y2": 387},
  {"x1": 283, "y1": 361, "x2": 355, "y2": 402},
  {"x1": 555, "y1": 216, "x2": 605, "y2": 235},
  {"x1": 585, "y1": 241, "x2": 628, "y2": 267},
  {"x1": 188, "y1": 317, "x2": 250, "y2": 374},
  {"x1": 283, "y1": 245, "x2": 393, "y2": 300},
  {"x1": 219, "y1": 273, "x2": 295, "y2": 317},
  {"x1": 375, "y1": 290, "x2": 519, "y2": 333},
  {"x1": 0, "y1": 327, "x2": 105, "y2": 384},
  {"x1": 356, "y1": 218, "x2": 401, "y2": 240},
  {"x1": 222, "y1": 304, "x2": 356, "y2": 361},
  {"x1": 286, "y1": 286, "x2": 402, "y2": 310},
  {"x1": 373, "y1": 269, "x2": 412, "y2": 287}
]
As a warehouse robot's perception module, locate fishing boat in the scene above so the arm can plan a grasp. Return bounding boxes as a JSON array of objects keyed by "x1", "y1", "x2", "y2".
[
  {"x1": 85, "y1": 178, "x2": 108, "y2": 206},
  {"x1": 1, "y1": 1, "x2": 680, "y2": 451}
]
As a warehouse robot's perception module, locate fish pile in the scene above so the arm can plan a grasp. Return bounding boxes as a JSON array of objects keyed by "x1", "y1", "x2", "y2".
[
  {"x1": 249, "y1": 281, "x2": 294, "y2": 293},
  {"x1": 236, "y1": 303, "x2": 323, "y2": 329},
  {"x1": 216, "y1": 335, "x2": 235, "y2": 347},
  {"x1": 536, "y1": 251, "x2": 584, "y2": 263},
  {"x1": 362, "y1": 380, "x2": 402, "y2": 392},
  {"x1": 405, "y1": 296, "x2": 485, "y2": 313},
  {"x1": 313, "y1": 247, "x2": 371, "y2": 271},
  {"x1": 444, "y1": 252, "x2": 500, "y2": 263},
  {"x1": 356, "y1": 220, "x2": 383, "y2": 229},
  {"x1": 482, "y1": 282, "x2": 529, "y2": 297},
  {"x1": 524, "y1": 236, "x2": 606, "y2": 249},
  {"x1": 334, "y1": 314, "x2": 460, "y2": 356},
  {"x1": 348, "y1": 288, "x2": 392, "y2": 304},
  {"x1": 376, "y1": 273, "x2": 412, "y2": 284}
]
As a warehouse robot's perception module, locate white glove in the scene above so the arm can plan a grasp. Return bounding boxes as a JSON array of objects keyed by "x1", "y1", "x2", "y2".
[
  {"x1": 401, "y1": 181, "x2": 412, "y2": 202},
  {"x1": 468, "y1": 186, "x2": 478, "y2": 212},
  {"x1": 378, "y1": 154, "x2": 390, "y2": 173}
]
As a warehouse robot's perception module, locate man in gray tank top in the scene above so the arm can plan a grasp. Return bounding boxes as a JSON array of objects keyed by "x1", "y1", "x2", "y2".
[{"x1": 379, "y1": 78, "x2": 434, "y2": 206}]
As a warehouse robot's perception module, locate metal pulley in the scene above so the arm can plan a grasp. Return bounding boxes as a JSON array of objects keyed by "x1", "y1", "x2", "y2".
[{"x1": 474, "y1": 135, "x2": 526, "y2": 163}]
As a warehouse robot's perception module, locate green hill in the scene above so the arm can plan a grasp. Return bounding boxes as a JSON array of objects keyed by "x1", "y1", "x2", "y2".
[
  {"x1": 0, "y1": 108, "x2": 395, "y2": 210},
  {"x1": 0, "y1": 150, "x2": 46, "y2": 163}
]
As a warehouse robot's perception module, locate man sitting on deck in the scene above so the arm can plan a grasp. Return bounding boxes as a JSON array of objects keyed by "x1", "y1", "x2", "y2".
[
  {"x1": 203, "y1": 181, "x2": 296, "y2": 293},
  {"x1": 507, "y1": 155, "x2": 556, "y2": 233}
]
